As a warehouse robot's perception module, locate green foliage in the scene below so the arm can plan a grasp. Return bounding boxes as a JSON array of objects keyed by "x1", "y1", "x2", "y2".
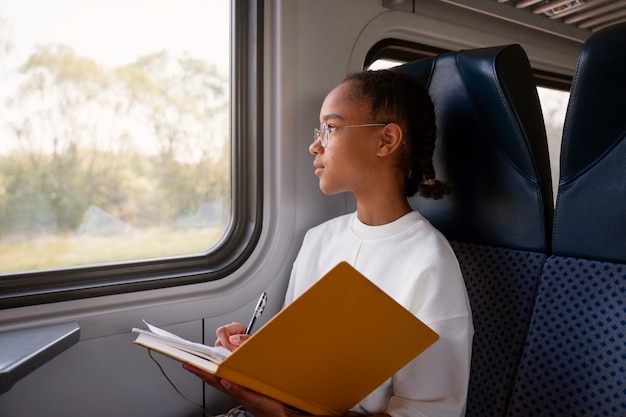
[{"x1": 0, "y1": 44, "x2": 230, "y2": 241}]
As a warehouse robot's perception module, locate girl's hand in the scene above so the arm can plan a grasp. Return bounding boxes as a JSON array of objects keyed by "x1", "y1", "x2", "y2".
[
  {"x1": 183, "y1": 364, "x2": 290, "y2": 417},
  {"x1": 215, "y1": 322, "x2": 249, "y2": 351}
]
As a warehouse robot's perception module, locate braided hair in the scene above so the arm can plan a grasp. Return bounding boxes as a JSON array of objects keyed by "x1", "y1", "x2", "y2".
[{"x1": 343, "y1": 70, "x2": 450, "y2": 199}]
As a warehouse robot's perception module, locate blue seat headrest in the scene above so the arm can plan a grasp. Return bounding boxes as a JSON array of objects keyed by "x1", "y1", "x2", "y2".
[
  {"x1": 552, "y1": 23, "x2": 626, "y2": 263},
  {"x1": 396, "y1": 45, "x2": 553, "y2": 252}
]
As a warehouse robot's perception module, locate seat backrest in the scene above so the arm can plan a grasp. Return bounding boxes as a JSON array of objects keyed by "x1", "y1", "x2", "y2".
[
  {"x1": 551, "y1": 22, "x2": 626, "y2": 263},
  {"x1": 507, "y1": 23, "x2": 626, "y2": 417},
  {"x1": 396, "y1": 45, "x2": 554, "y2": 417},
  {"x1": 396, "y1": 44, "x2": 553, "y2": 253}
]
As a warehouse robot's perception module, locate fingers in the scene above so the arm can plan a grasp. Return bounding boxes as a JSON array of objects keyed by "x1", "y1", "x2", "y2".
[
  {"x1": 183, "y1": 363, "x2": 236, "y2": 397},
  {"x1": 183, "y1": 363, "x2": 287, "y2": 417},
  {"x1": 228, "y1": 333, "x2": 250, "y2": 346},
  {"x1": 215, "y1": 322, "x2": 248, "y2": 351},
  {"x1": 218, "y1": 380, "x2": 288, "y2": 417},
  {"x1": 182, "y1": 363, "x2": 227, "y2": 393}
]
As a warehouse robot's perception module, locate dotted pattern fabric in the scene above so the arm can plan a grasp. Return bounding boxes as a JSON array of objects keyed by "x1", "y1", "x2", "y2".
[
  {"x1": 451, "y1": 242, "x2": 545, "y2": 417},
  {"x1": 507, "y1": 256, "x2": 626, "y2": 416}
]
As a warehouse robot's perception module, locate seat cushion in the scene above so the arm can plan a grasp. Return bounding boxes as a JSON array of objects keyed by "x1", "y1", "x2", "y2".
[
  {"x1": 452, "y1": 242, "x2": 545, "y2": 417},
  {"x1": 507, "y1": 256, "x2": 626, "y2": 416}
]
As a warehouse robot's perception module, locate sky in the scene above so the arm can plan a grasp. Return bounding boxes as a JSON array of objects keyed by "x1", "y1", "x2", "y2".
[
  {"x1": 0, "y1": 0, "x2": 229, "y2": 69},
  {"x1": 0, "y1": 0, "x2": 230, "y2": 154}
]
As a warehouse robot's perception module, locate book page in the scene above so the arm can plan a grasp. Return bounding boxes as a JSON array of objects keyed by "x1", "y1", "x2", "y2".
[{"x1": 133, "y1": 321, "x2": 231, "y2": 362}]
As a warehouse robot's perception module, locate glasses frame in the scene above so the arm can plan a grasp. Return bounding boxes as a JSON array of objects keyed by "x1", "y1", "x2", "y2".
[{"x1": 313, "y1": 122, "x2": 387, "y2": 147}]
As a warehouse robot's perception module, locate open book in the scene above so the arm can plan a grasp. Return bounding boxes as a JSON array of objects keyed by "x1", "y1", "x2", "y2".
[{"x1": 132, "y1": 262, "x2": 439, "y2": 415}]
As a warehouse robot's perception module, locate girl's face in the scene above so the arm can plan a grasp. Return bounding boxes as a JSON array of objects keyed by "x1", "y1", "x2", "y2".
[{"x1": 310, "y1": 81, "x2": 384, "y2": 196}]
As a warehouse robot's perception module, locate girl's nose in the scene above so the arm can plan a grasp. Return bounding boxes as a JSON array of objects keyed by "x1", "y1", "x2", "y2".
[{"x1": 309, "y1": 137, "x2": 323, "y2": 155}]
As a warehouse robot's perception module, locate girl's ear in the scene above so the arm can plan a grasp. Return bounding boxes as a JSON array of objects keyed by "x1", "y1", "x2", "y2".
[{"x1": 377, "y1": 123, "x2": 404, "y2": 158}]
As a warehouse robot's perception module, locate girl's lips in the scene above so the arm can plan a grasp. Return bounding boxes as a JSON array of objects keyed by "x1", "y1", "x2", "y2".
[{"x1": 313, "y1": 161, "x2": 324, "y2": 176}]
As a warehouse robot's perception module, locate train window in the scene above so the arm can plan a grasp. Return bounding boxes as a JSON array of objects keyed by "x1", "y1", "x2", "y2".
[
  {"x1": 0, "y1": 0, "x2": 262, "y2": 307},
  {"x1": 367, "y1": 39, "x2": 570, "y2": 201},
  {"x1": 536, "y1": 86, "x2": 569, "y2": 199}
]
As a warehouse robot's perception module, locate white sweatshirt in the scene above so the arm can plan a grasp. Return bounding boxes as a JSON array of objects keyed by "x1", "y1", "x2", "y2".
[{"x1": 284, "y1": 211, "x2": 473, "y2": 417}]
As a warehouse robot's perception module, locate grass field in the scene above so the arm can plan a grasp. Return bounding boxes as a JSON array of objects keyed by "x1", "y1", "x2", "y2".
[{"x1": 0, "y1": 226, "x2": 226, "y2": 273}]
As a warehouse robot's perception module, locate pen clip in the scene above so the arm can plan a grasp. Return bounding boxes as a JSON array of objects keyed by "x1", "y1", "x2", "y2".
[
  {"x1": 253, "y1": 292, "x2": 268, "y2": 318},
  {"x1": 246, "y1": 292, "x2": 268, "y2": 334}
]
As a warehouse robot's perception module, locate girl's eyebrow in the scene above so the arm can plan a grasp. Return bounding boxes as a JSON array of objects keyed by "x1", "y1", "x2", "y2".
[{"x1": 321, "y1": 113, "x2": 344, "y2": 122}]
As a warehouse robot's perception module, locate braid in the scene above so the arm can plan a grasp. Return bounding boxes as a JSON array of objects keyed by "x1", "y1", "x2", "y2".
[{"x1": 344, "y1": 70, "x2": 450, "y2": 199}]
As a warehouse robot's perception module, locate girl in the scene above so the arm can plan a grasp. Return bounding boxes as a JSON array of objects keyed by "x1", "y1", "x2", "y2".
[{"x1": 185, "y1": 69, "x2": 473, "y2": 417}]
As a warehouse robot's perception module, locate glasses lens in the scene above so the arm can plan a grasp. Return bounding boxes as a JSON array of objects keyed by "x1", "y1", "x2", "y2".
[
  {"x1": 320, "y1": 123, "x2": 328, "y2": 147},
  {"x1": 314, "y1": 123, "x2": 328, "y2": 146}
]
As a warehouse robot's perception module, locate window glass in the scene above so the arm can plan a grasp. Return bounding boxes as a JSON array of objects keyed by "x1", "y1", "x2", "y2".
[
  {"x1": 537, "y1": 86, "x2": 569, "y2": 200},
  {"x1": 0, "y1": 1, "x2": 230, "y2": 273},
  {"x1": 367, "y1": 59, "x2": 403, "y2": 70}
]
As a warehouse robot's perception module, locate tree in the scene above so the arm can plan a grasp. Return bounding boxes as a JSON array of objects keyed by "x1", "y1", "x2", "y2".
[
  {"x1": 7, "y1": 45, "x2": 112, "y2": 231},
  {"x1": 122, "y1": 50, "x2": 229, "y2": 223},
  {"x1": 2, "y1": 44, "x2": 230, "y2": 236}
]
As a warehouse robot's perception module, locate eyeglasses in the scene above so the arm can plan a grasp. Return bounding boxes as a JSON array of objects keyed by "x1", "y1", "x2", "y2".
[{"x1": 313, "y1": 122, "x2": 387, "y2": 147}]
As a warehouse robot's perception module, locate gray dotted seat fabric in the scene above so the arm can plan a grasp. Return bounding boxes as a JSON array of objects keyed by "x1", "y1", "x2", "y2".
[
  {"x1": 451, "y1": 242, "x2": 545, "y2": 417},
  {"x1": 507, "y1": 256, "x2": 626, "y2": 416}
]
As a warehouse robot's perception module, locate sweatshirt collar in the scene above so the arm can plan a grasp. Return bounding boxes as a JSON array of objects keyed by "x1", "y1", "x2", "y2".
[{"x1": 351, "y1": 211, "x2": 425, "y2": 240}]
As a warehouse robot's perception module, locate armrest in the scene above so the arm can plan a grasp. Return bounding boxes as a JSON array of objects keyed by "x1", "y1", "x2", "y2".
[{"x1": 0, "y1": 321, "x2": 80, "y2": 393}]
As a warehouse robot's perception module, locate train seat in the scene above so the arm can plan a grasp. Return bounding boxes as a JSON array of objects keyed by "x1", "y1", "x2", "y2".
[
  {"x1": 551, "y1": 22, "x2": 626, "y2": 263},
  {"x1": 507, "y1": 22, "x2": 626, "y2": 417},
  {"x1": 396, "y1": 45, "x2": 553, "y2": 252},
  {"x1": 396, "y1": 45, "x2": 553, "y2": 417}
]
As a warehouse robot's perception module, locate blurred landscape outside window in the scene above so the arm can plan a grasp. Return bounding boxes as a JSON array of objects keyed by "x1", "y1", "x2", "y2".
[{"x1": 0, "y1": 0, "x2": 231, "y2": 273}]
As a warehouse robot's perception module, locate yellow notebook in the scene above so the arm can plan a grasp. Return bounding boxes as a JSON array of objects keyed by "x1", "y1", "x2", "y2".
[{"x1": 133, "y1": 261, "x2": 439, "y2": 415}]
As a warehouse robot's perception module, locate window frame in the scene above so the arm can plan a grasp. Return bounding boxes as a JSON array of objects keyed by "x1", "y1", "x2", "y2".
[
  {"x1": 365, "y1": 38, "x2": 572, "y2": 91},
  {"x1": 365, "y1": 38, "x2": 448, "y2": 66},
  {"x1": 0, "y1": 0, "x2": 264, "y2": 310}
]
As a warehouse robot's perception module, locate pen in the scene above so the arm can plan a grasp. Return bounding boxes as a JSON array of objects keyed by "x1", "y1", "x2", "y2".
[{"x1": 245, "y1": 292, "x2": 268, "y2": 335}]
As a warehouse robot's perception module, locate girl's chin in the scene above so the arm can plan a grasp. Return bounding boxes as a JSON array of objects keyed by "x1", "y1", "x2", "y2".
[{"x1": 318, "y1": 183, "x2": 344, "y2": 196}]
